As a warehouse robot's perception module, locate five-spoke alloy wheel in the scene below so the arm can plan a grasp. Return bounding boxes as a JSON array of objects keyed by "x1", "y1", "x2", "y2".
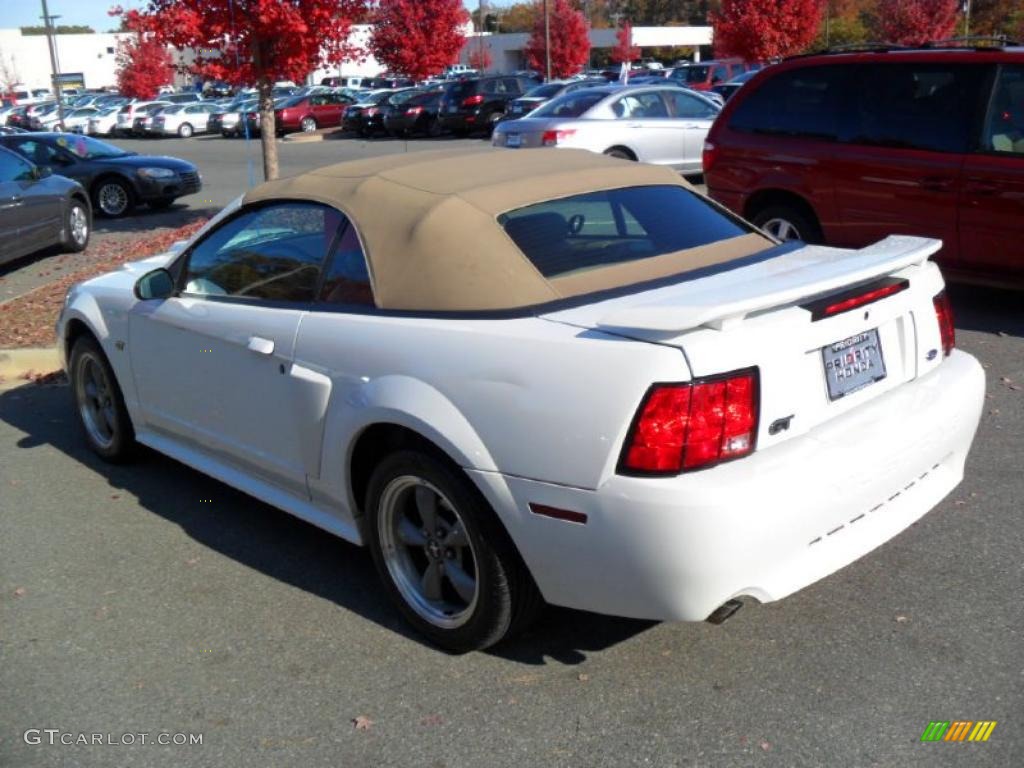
[{"x1": 70, "y1": 336, "x2": 135, "y2": 461}]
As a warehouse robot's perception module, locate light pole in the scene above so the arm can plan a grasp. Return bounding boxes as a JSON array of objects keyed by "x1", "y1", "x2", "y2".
[
  {"x1": 543, "y1": 0, "x2": 551, "y2": 81},
  {"x1": 40, "y1": 0, "x2": 65, "y2": 130},
  {"x1": 478, "y1": 0, "x2": 485, "y2": 72}
]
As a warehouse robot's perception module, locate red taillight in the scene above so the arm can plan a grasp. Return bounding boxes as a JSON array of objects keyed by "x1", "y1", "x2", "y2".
[
  {"x1": 933, "y1": 290, "x2": 955, "y2": 357},
  {"x1": 462, "y1": 94, "x2": 484, "y2": 107},
  {"x1": 702, "y1": 140, "x2": 718, "y2": 172},
  {"x1": 803, "y1": 278, "x2": 908, "y2": 321},
  {"x1": 541, "y1": 129, "x2": 576, "y2": 146},
  {"x1": 406, "y1": 106, "x2": 424, "y2": 115},
  {"x1": 620, "y1": 369, "x2": 759, "y2": 475}
]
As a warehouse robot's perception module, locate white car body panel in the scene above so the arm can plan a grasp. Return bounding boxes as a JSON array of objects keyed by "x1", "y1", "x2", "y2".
[{"x1": 57, "y1": 202, "x2": 985, "y2": 622}]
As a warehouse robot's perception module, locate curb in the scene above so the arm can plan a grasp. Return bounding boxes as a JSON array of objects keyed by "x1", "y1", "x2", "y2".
[
  {"x1": 282, "y1": 128, "x2": 350, "y2": 143},
  {"x1": 0, "y1": 347, "x2": 62, "y2": 389}
]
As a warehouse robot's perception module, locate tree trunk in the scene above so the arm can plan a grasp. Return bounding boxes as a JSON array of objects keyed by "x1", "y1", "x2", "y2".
[{"x1": 258, "y1": 76, "x2": 279, "y2": 181}]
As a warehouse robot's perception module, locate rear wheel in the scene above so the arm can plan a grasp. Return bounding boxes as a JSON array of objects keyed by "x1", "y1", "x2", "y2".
[
  {"x1": 750, "y1": 204, "x2": 822, "y2": 244},
  {"x1": 604, "y1": 147, "x2": 636, "y2": 160},
  {"x1": 70, "y1": 335, "x2": 135, "y2": 462},
  {"x1": 366, "y1": 450, "x2": 542, "y2": 652},
  {"x1": 177, "y1": 122, "x2": 193, "y2": 138},
  {"x1": 300, "y1": 116, "x2": 317, "y2": 133}
]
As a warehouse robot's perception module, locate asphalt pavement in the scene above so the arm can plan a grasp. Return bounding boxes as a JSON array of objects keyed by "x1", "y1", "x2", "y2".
[{"x1": 1, "y1": 133, "x2": 1022, "y2": 768}]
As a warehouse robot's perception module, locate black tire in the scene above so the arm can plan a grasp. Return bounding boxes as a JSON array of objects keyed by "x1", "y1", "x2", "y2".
[
  {"x1": 69, "y1": 335, "x2": 136, "y2": 462},
  {"x1": 604, "y1": 147, "x2": 635, "y2": 161},
  {"x1": 365, "y1": 450, "x2": 542, "y2": 652},
  {"x1": 92, "y1": 178, "x2": 134, "y2": 218},
  {"x1": 300, "y1": 116, "x2": 317, "y2": 133},
  {"x1": 62, "y1": 198, "x2": 90, "y2": 252},
  {"x1": 149, "y1": 197, "x2": 174, "y2": 210},
  {"x1": 177, "y1": 122, "x2": 193, "y2": 138},
  {"x1": 750, "y1": 203, "x2": 822, "y2": 244}
]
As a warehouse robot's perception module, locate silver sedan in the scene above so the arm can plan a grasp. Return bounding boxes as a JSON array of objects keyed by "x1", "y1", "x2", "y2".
[{"x1": 492, "y1": 85, "x2": 720, "y2": 174}]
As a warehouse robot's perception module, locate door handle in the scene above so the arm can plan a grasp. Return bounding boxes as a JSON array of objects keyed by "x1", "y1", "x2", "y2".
[
  {"x1": 919, "y1": 176, "x2": 955, "y2": 192},
  {"x1": 247, "y1": 336, "x2": 275, "y2": 355}
]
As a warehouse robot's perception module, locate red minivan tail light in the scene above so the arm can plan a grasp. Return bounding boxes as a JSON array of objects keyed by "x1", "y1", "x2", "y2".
[
  {"x1": 702, "y1": 140, "x2": 718, "y2": 173},
  {"x1": 461, "y1": 94, "x2": 484, "y2": 107},
  {"x1": 933, "y1": 290, "x2": 955, "y2": 357},
  {"x1": 620, "y1": 369, "x2": 760, "y2": 475}
]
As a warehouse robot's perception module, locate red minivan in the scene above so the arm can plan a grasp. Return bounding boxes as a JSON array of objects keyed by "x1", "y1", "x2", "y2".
[
  {"x1": 275, "y1": 91, "x2": 355, "y2": 135},
  {"x1": 704, "y1": 45, "x2": 1024, "y2": 286}
]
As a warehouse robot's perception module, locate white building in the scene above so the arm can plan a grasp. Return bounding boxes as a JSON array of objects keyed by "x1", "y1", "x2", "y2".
[
  {"x1": 459, "y1": 25, "x2": 714, "y2": 73},
  {"x1": 0, "y1": 28, "x2": 129, "y2": 91}
]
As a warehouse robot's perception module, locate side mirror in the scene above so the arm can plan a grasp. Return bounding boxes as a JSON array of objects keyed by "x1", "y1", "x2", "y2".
[
  {"x1": 134, "y1": 268, "x2": 175, "y2": 300},
  {"x1": 33, "y1": 166, "x2": 53, "y2": 180}
]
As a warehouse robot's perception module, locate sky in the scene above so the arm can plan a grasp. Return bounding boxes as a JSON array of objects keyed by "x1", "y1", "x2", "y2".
[{"x1": 5, "y1": 0, "x2": 480, "y2": 33}]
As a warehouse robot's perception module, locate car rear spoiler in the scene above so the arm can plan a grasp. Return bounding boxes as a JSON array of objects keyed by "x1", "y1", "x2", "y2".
[{"x1": 597, "y1": 235, "x2": 940, "y2": 333}]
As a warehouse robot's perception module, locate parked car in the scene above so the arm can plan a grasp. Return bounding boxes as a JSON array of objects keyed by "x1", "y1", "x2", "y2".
[
  {"x1": 211, "y1": 99, "x2": 258, "y2": 137},
  {"x1": 503, "y1": 79, "x2": 607, "y2": 120},
  {"x1": 711, "y1": 69, "x2": 760, "y2": 102},
  {"x1": 0, "y1": 133, "x2": 201, "y2": 217},
  {"x1": 438, "y1": 75, "x2": 535, "y2": 135},
  {"x1": 668, "y1": 59, "x2": 753, "y2": 91},
  {"x1": 56, "y1": 148, "x2": 983, "y2": 651},
  {"x1": 383, "y1": 90, "x2": 446, "y2": 137},
  {"x1": 362, "y1": 76, "x2": 416, "y2": 90},
  {"x1": 86, "y1": 107, "x2": 122, "y2": 136},
  {"x1": 342, "y1": 90, "x2": 404, "y2": 136},
  {"x1": 116, "y1": 101, "x2": 170, "y2": 135},
  {"x1": 238, "y1": 97, "x2": 293, "y2": 136},
  {"x1": 5, "y1": 106, "x2": 31, "y2": 129},
  {"x1": 274, "y1": 91, "x2": 355, "y2": 134},
  {"x1": 62, "y1": 107, "x2": 105, "y2": 133},
  {"x1": 0, "y1": 144, "x2": 90, "y2": 265},
  {"x1": 162, "y1": 92, "x2": 204, "y2": 105},
  {"x1": 321, "y1": 76, "x2": 365, "y2": 89},
  {"x1": 349, "y1": 89, "x2": 421, "y2": 137},
  {"x1": 493, "y1": 84, "x2": 720, "y2": 174},
  {"x1": 703, "y1": 45, "x2": 1024, "y2": 286},
  {"x1": 150, "y1": 102, "x2": 222, "y2": 137},
  {"x1": 0, "y1": 125, "x2": 28, "y2": 135}
]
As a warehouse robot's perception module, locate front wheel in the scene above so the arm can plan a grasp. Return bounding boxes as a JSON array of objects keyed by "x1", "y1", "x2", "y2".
[
  {"x1": 300, "y1": 116, "x2": 317, "y2": 133},
  {"x1": 70, "y1": 335, "x2": 136, "y2": 462},
  {"x1": 366, "y1": 450, "x2": 542, "y2": 652},
  {"x1": 62, "y1": 199, "x2": 90, "y2": 252},
  {"x1": 750, "y1": 204, "x2": 822, "y2": 244},
  {"x1": 92, "y1": 178, "x2": 133, "y2": 218},
  {"x1": 177, "y1": 122, "x2": 193, "y2": 138}
]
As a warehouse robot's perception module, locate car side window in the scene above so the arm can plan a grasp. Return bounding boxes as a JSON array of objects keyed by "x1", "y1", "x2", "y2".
[
  {"x1": 614, "y1": 92, "x2": 668, "y2": 119},
  {"x1": 502, "y1": 78, "x2": 522, "y2": 94},
  {"x1": 6, "y1": 139, "x2": 64, "y2": 167},
  {"x1": 729, "y1": 65, "x2": 845, "y2": 141},
  {"x1": 712, "y1": 64, "x2": 729, "y2": 84},
  {"x1": 318, "y1": 222, "x2": 374, "y2": 307},
  {"x1": 981, "y1": 65, "x2": 1024, "y2": 156},
  {"x1": 182, "y1": 202, "x2": 345, "y2": 303},
  {"x1": 0, "y1": 147, "x2": 34, "y2": 181},
  {"x1": 665, "y1": 90, "x2": 716, "y2": 119},
  {"x1": 483, "y1": 79, "x2": 503, "y2": 95},
  {"x1": 843, "y1": 63, "x2": 988, "y2": 153}
]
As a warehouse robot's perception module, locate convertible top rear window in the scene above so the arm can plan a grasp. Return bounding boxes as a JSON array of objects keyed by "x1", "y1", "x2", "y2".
[{"x1": 498, "y1": 185, "x2": 750, "y2": 278}]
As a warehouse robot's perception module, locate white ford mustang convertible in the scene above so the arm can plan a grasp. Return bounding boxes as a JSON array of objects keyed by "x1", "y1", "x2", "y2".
[{"x1": 58, "y1": 149, "x2": 984, "y2": 651}]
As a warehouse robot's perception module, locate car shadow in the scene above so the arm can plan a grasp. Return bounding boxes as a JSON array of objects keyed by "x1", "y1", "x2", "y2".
[
  {"x1": 0, "y1": 382, "x2": 653, "y2": 662},
  {"x1": 92, "y1": 205, "x2": 218, "y2": 235},
  {"x1": 947, "y1": 282, "x2": 1024, "y2": 339}
]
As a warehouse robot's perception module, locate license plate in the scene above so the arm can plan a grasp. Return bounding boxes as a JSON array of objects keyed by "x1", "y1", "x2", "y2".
[
  {"x1": 506, "y1": 133, "x2": 521, "y2": 148},
  {"x1": 822, "y1": 328, "x2": 886, "y2": 400}
]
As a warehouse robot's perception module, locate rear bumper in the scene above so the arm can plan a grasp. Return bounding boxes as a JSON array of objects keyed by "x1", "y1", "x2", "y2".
[
  {"x1": 438, "y1": 112, "x2": 479, "y2": 131},
  {"x1": 470, "y1": 350, "x2": 985, "y2": 622}
]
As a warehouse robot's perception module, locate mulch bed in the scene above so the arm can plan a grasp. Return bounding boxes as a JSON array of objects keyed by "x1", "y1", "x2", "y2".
[{"x1": 0, "y1": 220, "x2": 208, "y2": 349}]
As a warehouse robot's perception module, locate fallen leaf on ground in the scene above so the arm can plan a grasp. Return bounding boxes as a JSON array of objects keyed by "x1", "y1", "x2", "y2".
[
  {"x1": 185, "y1": 557, "x2": 200, "y2": 566},
  {"x1": 419, "y1": 714, "x2": 443, "y2": 727},
  {"x1": 895, "y1": 615, "x2": 909, "y2": 623},
  {"x1": 577, "y1": 673, "x2": 590, "y2": 682},
  {"x1": 13, "y1": 587, "x2": 26, "y2": 598},
  {"x1": 352, "y1": 715, "x2": 373, "y2": 731},
  {"x1": 760, "y1": 741, "x2": 772, "y2": 752}
]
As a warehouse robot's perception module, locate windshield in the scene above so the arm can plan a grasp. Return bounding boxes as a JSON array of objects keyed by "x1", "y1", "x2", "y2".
[
  {"x1": 54, "y1": 134, "x2": 131, "y2": 160},
  {"x1": 533, "y1": 91, "x2": 606, "y2": 118},
  {"x1": 677, "y1": 65, "x2": 710, "y2": 84},
  {"x1": 524, "y1": 83, "x2": 564, "y2": 99}
]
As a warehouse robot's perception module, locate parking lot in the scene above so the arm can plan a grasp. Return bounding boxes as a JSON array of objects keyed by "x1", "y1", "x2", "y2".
[{"x1": 1, "y1": 131, "x2": 1023, "y2": 767}]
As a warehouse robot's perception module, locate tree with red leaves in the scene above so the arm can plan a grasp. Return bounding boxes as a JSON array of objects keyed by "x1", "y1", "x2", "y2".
[
  {"x1": 109, "y1": 8, "x2": 174, "y2": 101},
  {"x1": 369, "y1": 0, "x2": 469, "y2": 81},
  {"x1": 467, "y1": 46, "x2": 493, "y2": 72},
  {"x1": 144, "y1": 0, "x2": 366, "y2": 180},
  {"x1": 712, "y1": 0, "x2": 824, "y2": 61},
  {"x1": 523, "y1": 0, "x2": 591, "y2": 79},
  {"x1": 876, "y1": 0, "x2": 958, "y2": 45},
  {"x1": 610, "y1": 21, "x2": 641, "y2": 65}
]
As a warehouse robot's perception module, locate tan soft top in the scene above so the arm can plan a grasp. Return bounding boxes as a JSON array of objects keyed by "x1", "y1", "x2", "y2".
[{"x1": 243, "y1": 148, "x2": 768, "y2": 311}]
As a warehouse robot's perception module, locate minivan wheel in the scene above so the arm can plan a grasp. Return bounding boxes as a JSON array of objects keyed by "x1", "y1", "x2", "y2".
[
  {"x1": 751, "y1": 204, "x2": 822, "y2": 244},
  {"x1": 63, "y1": 200, "x2": 90, "y2": 252},
  {"x1": 366, "y1": 450, "x2": 542, "y2": 652},
  {"x1": 70, "y1": 335, "x2": 136, "y2": 462}
]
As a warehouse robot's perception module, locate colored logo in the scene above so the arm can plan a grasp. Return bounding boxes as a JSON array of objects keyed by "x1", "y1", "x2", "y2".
[{"x1": 921, "y1": 721, "x2": 997, "y2": 742}]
